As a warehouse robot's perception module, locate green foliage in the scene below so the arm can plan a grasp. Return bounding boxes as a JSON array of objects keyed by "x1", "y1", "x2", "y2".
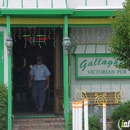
[
  {"x1": 68, "y1": 112, "x2": 72, "y2": 130},
  {"x1": 89, "y1": 115, "x2": 102, "y2": 130},
  {"x1": 111, "y1": 101, "x2": 130, "y2": 130},
  {"x1": 0, "y1": 84, "x2": 8, "y2": 130},
  {"x1": 68, "y1": 112, "x2": 102, "y2": 130},
  {"x1": 110, "y1": 0, "x2": 130, "y2": 70}
]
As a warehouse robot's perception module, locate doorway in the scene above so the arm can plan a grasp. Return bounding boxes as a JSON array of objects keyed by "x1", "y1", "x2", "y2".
[{"x1": 12, "y1": 27, "x2": 63, "y2": 115}]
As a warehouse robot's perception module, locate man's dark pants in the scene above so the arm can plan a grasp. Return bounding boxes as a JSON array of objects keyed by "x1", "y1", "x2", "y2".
[{"x1": 32, "y1": 80, "x2": 46, "y2": 112}]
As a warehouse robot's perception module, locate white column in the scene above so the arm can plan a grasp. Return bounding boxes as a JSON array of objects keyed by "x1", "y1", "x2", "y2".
[
  {"x1": 76, "y1": 102, "x2": 78, "y2": 130},
  {"x1": 78, "y1": 101, "x2": 82, "y2": 130},
  {"x1": 75, "y1": 102, "x2": 78, "y2": 130},
  {"x1": 84, "y1": 98, "x2": 89, "y2": 130},
  {"x1": 72, "y1": 102, "x2": 76, "y2": 130},
  {"x1": 103, "y1": 103, "x2": 107, "y2": 130}
]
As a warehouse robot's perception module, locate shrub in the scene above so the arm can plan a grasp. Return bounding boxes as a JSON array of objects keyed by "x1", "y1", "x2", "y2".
[
  {"x1": 0, "y1": 84, "x2": 8, "y2": 130},
  {"x1": 111, "y1": 101, "x2": 130, "y2": 130},
  {"x1": 89, "y1": 115, "x2": 102, "y2": 130},
  {"x1": 68, "y1": 107, "x2": 102, "y2": 130},
  {"x1": 110, "y1": 0, "x2": 130, "y2": 70}
]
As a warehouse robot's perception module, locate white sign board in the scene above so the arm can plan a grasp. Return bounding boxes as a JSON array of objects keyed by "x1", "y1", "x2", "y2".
[{"x1": 76, "y1": 55, "x2": 130, "y2": 78}]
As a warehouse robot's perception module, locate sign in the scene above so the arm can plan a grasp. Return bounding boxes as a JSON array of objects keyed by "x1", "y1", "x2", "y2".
[
  {"x1": 75, "y1": 54, "x2": 130, "y2": 78},
  {"x1": 118, "y1": 118, "x2": 130, "y2": 129}
]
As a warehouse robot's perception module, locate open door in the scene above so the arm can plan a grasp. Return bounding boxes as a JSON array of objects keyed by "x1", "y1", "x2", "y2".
[
  {"x1": 54, "y1": 28, "x2": 63, "y2": 114},
  {"x1": 12, "y1": 27, "x2": 63, "y2": 115},
  {"x1": 12, "y1": 27, "x2": 55, "y2": 115}
]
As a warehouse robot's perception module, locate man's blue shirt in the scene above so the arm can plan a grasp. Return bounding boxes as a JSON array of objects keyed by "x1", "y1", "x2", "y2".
[{"x1": 30, "y1": 64, "x2": 51, "y2": 80}]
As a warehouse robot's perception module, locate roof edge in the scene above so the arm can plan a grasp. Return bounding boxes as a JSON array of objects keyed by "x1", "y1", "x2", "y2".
[{"x1": 0, "y1": 8, "x2": 74, "y2": 16}]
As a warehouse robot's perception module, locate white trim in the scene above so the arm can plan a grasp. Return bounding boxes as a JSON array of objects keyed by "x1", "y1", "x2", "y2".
[
  {"x1": 4, "y1": 27, "x2": 8, "y2": 86},
  {"x1": 0, "y1": 27, "x2": 8, "y2": 86}
]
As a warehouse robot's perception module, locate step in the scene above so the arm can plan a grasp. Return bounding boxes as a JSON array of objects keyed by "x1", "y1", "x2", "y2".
[
  {"x1": 13, "y1": 117, "x2": 65, "y2": 130},
  {"x1": 13, "y1": 117, "x2": 114, "y2": 130},
  {"x1": 13, "y1": 126, "x2": 65, "y2": 130}
]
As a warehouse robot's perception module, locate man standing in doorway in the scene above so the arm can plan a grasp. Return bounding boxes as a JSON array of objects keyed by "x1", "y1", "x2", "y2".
[{"x1": 29, "y1": 56, "x2": 51, "y2": 114}]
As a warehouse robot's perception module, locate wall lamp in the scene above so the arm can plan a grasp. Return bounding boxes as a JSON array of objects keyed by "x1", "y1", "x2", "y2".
[
  {"x1": 62, "y1": 36, "x2": 71, "y2": 54},
  {"x1": 5, "y1": 37, "x2": 13, "y2": 55}
]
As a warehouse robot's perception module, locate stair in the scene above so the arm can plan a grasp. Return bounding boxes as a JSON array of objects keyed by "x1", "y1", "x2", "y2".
[
  {"x1": 13, "y1": 117, "x2": 114, "y2": 130},
  {"x1": 13, "y1": 117, "x2": 65, "y2": 130}
]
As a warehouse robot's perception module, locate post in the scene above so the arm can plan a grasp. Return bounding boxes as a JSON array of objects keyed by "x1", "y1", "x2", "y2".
[
  {"x1": 103, "y1": 103, "x2": 107, "y2": 130},
  {"x1": 76, "y1": 102, "x2": 78, "y2": 130},
  {"x1": 63, "y1": 15, "x2": 69, "y2": 130},
  {"x1": 6, "y1": 16, "x2": 12, "y2": 130},
  {"x1": 84, "y1": 98, "x2": 89, "y2": 130},
  {"x1": 72, "y1": 102, "x2": 76, "y2": 130},
  {"x1": 78, "y1": 101, "x2": 82, "y2": 130}
]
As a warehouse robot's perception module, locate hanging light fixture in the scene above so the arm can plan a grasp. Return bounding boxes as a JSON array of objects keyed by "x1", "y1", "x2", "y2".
[
  {"x1": 53, "y1": 28, "x2": 55, "y2": 48},
  {"x1": 36, "y1": 28, "x2": 47, "y2": 43},
  {"x1": 18, "y1": 27, "x2": 21, "y2": 39},
  {"x1": 13, "y1": 27, "x2": 16, "y2": 42},
  {"x1": 25, "y1": 27, "x2": 36, "y2": 46},
  {"x1": 38, "y1": 27, "x2": 41, "y2": 48},
  {"x1": 24, "y1": 28, "x2": 27, "y2": 48}
]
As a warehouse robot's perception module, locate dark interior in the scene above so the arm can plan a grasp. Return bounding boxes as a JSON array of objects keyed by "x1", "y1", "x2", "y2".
[{"x1": 12, "y1": 27, "x2": 55, "y2": 115}]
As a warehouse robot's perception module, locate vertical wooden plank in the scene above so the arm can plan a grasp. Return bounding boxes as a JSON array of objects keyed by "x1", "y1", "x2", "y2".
[
  {"x1": 54, "y1": 28, "x2": 63, "y2": 114},
  {"x1": 0, "y1": 32, "x2": 4, "y2": 84}
]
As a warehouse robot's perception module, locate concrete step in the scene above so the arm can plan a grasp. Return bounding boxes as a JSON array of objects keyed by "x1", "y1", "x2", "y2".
[
  {"x1": 13, "y1": 117, "x2": 114, "y2": 130},
  {"x1": 13, "y1": 117, "x2": 65, "y2": 130}
]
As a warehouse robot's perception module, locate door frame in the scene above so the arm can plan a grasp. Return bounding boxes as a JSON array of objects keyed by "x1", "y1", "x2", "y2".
[
  {"x1": 0, "y1": 31, "x2": 4, "y2": 83},
  {"x1": 6, "y1": 16, "x2": 69, "y2": 130}
]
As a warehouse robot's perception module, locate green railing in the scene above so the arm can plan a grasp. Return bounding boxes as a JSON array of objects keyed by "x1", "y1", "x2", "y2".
[{"x1": 70, "y1": 83, "x2": 130, "y2": 116}]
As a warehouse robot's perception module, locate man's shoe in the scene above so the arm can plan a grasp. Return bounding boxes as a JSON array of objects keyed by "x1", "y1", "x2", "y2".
[{"x1": 38, "y1": 111, "x2": 42, "y2": 114}]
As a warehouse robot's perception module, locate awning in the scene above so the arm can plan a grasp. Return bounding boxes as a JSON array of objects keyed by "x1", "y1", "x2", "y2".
[
  {"x1": 73, "y1": 44, "x2": 110, "y2": 54},
  {"x1": 0, "y1": 0, "x2": 124, "y2": 17},
  {"x1": 0, "y1": 0, "x2": 74, "y2": 16}
]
